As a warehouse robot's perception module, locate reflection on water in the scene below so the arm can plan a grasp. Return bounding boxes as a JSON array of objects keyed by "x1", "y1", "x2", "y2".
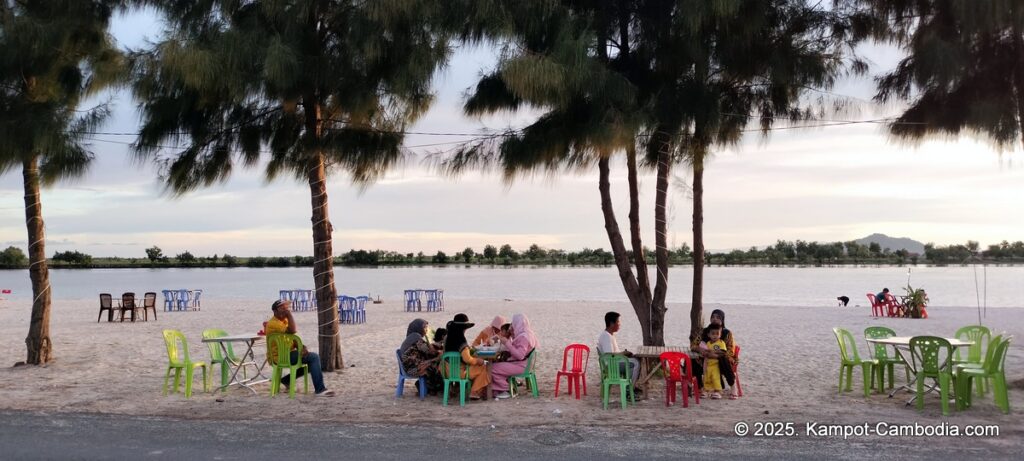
[{"x1": 0, "y1": 265, "x2": 1020, "y2": 307}]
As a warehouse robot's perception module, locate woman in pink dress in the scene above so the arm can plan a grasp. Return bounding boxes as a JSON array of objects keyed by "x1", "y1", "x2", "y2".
[{"x1": 490, "y1": 314, "x2": 538, "y2": 399}]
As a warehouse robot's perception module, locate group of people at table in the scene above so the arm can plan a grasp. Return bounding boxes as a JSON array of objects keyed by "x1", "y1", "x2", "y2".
[
  {"x1": 397, "y1": 308, "x2": 740, "y2": 402},
  {"x1": 400, "y1": 313, "x2": 538, "y2": 400}
]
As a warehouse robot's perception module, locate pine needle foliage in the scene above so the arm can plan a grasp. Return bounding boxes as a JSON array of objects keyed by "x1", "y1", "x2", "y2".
[{"x1": 131, "y1": 0, "x2": 455, "y2": 370}]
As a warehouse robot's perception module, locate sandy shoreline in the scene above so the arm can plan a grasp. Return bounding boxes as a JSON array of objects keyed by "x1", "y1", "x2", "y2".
[{"x1": 0, "y1": 297, "x2": 1021, "y2": 445}]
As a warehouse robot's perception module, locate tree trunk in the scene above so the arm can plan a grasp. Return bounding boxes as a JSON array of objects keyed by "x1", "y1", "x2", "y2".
[
  {"x1": 626, "y1": 145, "x2": 652, "y2": 307},
  {"x1": 598, "y1": 157, "x2": 654, "y2": 344},
  {"x1": 305, "y1": 98, "x2": 343, "y2": 371},
  {"x1": 308, "y1": 154, "x2": 343, "y2": 371},
  {"x1": 1012, "y1": 20, "x2": 1024, "y2": 150},
  {"x1": 23, "y1": 155, "x2": 53, "y2": 365},
  {"x1": 689, "y1": 155, "x2": 705, "y2": 343},
  {"x1": 649, "y1": 141, "x2": 670, "y2": 346}
]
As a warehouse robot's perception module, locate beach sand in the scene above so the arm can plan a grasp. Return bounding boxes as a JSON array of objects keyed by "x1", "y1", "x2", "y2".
[{"x1": 0, "y1": 297, "x2": 1021, "y2": 445}]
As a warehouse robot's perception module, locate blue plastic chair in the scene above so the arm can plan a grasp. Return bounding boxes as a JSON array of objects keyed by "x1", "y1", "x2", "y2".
[
  {"x1": 279, "y1": 290, "x2": 292, "y2": 302},
  {"x1": 404, "y1": 290, "x2": 420, "y2": 312},
  {"x1": 191, "y1": 289, "x2": 202, "y2": 310},
  {"x1": 176, "y1": 289, "x2": 190, "y2": 310},
  {"x1": 425, "y1": 290, "x2": 442, "y2": 312},
  {"x1": 354, "y1": 296, "x2": 368, "y2": 323},
  {"x1": 338, "y1": 296, "x2": 356, "y2": 324},
  {"x1": 395, "y1": 349, "x2": 427, "y2": 399},
  {"x1": 294, "y1": 290, "x2": 309, "y2": 311},
  {"x1": 161, "y1": 290, "x2": 174, "y2": 311}
]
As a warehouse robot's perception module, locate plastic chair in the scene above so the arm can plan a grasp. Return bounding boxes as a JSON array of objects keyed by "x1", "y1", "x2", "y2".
[
  {"x1": 884, "y1": 293, "x2": 906, "y2": 317},
  {"x1": 97, "y1": 293, "x2": 114, "y2": 322},
  {"x1": 203, "y1": 329, "x2": 244, "y2": 388},
  {"x1": 956, "y1": 334, "x2": 1003, "y2": 397},
  {"x1": 956, "y1": 336, "x2": 1011, "y2": 414},
  {"x1": 191, "y1": 289, "x2": 202, "y2": 310},
  {"x1": 508, "y1": 350, "x2": 539, "y2": 398},
  {"x1": 338, "y1": 296, "x2": 355, "y2": 324},
  {"x1": 832, "y1": 327, "x2": 876, "y2": 397},
  {"x1": 267, "y1": 333, "x2": 309, "y2": 398},
  {"x1": 732, "y1": 345, "x2": 743, "y2": 397},
  {"x1": 161, "y1": 290, "x2": 174, "y2": 311},
  {"x1": 599, "y1": 353, "x2": 635, "y2": 409},
  {"x1": 403, "y1": 290, "x2": 420, "y2": 312},
  {"x1": 176, "y1": 289, "x2": 190, "y2": 311},
  {"x1": 953, "y1": 325, "x2": 991, "y2": 366},
  {"x1": 162, "y1": 330, "x2": 209, "y2": 398},
  {"x1": 354, "y1": 296, "x2": 368, "y2": 323},
  {"x1": 439, "y1": 351, "x2": 470, "y2": 406},
  {"x1": 119, "y1": 292, "x2": 138, "y2": 322},
  {"x1": 279, "y1": 290, "x2": 292, "y2": 302},
  {"x1": 866, "y1": 293, "x2": 885, "y2": 317},
  {"x1": 425, "y1": 290, "x2": 442, "y2": 312},
  {"x1": 395, "y1": 349, "x2": 428, "y2": 399},
  {"x1": 908, "y1": 336, "x2": 955, "y2": 415},
  {"x1": 659, "y1": 351, "x2": 699, "y2": 408},
  {"x1": 554, "y1": 344, "x2": 590, "y2": 399},
  {"x1": 864, "y1": 326, "x2": 910, "y2": 390},
  {"x1": 141, "y1": 292, "x2": 158, "y2": 321}
]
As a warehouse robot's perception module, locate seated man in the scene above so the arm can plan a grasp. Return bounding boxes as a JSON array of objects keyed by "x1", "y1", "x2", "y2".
[
  {"x1": 266, "y1": 299, "x2": 335, "y2": 397},
  {"x1": 597, "y1": 311, "x2": 640, "y2": 389}
]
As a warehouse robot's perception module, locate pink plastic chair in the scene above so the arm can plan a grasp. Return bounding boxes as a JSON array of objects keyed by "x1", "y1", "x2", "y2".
[
  {"x1": 554, "y1": 343, "x2": 590, "y2": 399},
  {"x1": 660, "y1": 351, "x2": 700, "y2": 407},
  {"x1": 866, "y1": 293, "x2": 885, "y2": 317}
]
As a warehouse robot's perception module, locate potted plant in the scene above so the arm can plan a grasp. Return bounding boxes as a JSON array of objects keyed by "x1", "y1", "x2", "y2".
[{"x1": 903, "y1": 284, "x2": 928, "y2": 319}]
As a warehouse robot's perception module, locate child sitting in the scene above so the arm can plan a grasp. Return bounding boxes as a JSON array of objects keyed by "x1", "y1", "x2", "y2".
[
  {"x1": 702, "y1": 324, "x2": 727, "y2": 399},
  {"x1": 432, "y1": 328, "x2": 447, "y2": 350}
]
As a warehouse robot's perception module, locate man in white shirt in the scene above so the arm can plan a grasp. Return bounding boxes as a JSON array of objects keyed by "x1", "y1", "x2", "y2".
[{"x1": 597, "y1": 311, "x2": 640, "y2": 386}]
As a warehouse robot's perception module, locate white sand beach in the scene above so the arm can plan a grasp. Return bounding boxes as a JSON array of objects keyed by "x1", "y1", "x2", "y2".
[{"x1": 0, "y1": 297, "x2": 1020, "y2": 445}]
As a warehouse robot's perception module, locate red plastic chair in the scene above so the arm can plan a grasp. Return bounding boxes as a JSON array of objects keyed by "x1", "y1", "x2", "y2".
[
  {"x1": 659, "y1": 351, "x2": 699, "y2": 407},
  {"x1": 866, "y1": 293, "x2": 885, "y2": 317},
  {"x1": 884, "y1": 293, "x2": 906, "y2": 317},
  {"x1": 732, "y1": 345, "x2": 743, "y2": 397},
  {"x1": 554, "y1": 343, "x2": 590, "y2": 399}
]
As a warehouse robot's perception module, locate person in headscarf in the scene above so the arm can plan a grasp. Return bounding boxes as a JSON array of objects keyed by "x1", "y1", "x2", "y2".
[
  {"x1": 489, "y1": 314, "x2": 539, "y2": 399},
  {"x1": 690, "y1": 308, "x2": 739, "y2": 399},
  {"x1": 472, "y1": 315, "x2": 507, "y2": 346},
  {"x1": 443, "y1": 315, "x2": 491, "y2": 400},
  {"x1": 399, "y1": 318, "x2": 442, "y2": 392}
]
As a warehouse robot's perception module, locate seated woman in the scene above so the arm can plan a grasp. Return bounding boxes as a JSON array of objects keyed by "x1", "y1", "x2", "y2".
[
  {"x1": 489, "y1": 314, "x2": 538, "y2": 399},
  {"x1": 689, "y1": 308, "x2": 740, "y2": 399},
  {"x1": 472, "y1": 315, "x2": 507, "y2": 346},
  {"x1": 444, "y1": 316, "x2": 491, "y2": 400},
  {"x1": 400, "y1": 318, "x2": 443, "y2": 393}
]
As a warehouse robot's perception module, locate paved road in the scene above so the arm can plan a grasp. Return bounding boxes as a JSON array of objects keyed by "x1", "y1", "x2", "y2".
[{"x1": 0, "y1": 410, "x2": 1016, "y2": 460}]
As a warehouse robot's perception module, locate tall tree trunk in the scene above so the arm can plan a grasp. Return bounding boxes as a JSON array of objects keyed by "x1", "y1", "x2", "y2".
[
  {"x1": 689, "y1": 155, "x2": 705, "y2": 343},
  {"x1": 626, "y1": 145, "x2": 652, "y2": 306},
  {"x1": 305, "y1": 100, "x2": 343, "y2": 371},
  {"x1": 1013, "y1": 21, "x2": 1024, "y2": 150},
  {"x1": 598, "y1": 157, "x2": 653, "y2": 343},
  {"x1": 23, "y1": 155, "x2": 53, "y2": 365},
  {"x1": 648, "y1": 141, "x2": 670, "y2": 346}
]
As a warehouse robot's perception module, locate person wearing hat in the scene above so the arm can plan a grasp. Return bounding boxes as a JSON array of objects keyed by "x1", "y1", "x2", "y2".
[
  {"x1": 265, "y1": 299, "x2": 335, "y2": 397},
  {"x1": 472, "y1": 315, "x2": 508, "y2": 347},
  {"x1": 444, "y1": 314, "x2": 492, "y2": 400}
]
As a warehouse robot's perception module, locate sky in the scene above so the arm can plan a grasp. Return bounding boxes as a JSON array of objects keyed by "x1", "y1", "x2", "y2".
[{"x1": 1, "y1": 9, "x2": 1022, "y2": 258}]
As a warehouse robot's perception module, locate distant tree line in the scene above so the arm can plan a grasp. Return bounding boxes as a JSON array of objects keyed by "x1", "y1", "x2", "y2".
[{"x1": 2, "y1": 240, "x2": 1023, "y2": 270}]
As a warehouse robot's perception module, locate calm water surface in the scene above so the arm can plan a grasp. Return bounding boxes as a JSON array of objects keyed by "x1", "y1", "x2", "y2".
[{"x1": 1, "y1": 265, "x2": 1021, "y2": 308}]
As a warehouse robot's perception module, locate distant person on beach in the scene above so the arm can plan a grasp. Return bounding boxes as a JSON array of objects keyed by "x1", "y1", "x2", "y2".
[
  {"x1": 472, "y1": 315, "x2": 507, "y2": 347},
  {"x1": 399, "y1": 318, "x2": 443, "y2": 393},
  {"x1": 490, "y1": 314, "x2": 539, "y2": 399},
  {"x1": 875, "y1": 288, "x2": 890, "y2": 304},
  {"x1": 444, "y1": 315, "x2": 491, "y2": 400},
  {"x1": 265, "y1": 299, "x2": 335, "y2": 397},
  {"x1": 691, "y1": 308, "x2": 739, "y2": 399},
  {"x1": 597, "y1": 311, "x2": 640, "y2": 390},
  {"x1": 837, "y1": 296, "x2": 850, "y2": 307}
]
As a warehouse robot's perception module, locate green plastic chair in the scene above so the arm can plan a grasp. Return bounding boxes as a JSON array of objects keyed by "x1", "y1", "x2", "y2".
[
  {"x1": 599, "y1": 353, "x2": 635, "y2": 409},
  {"x1": 864, "y1": 326, "x2": 910, "y2": 390},
  {"x1": 953, "y1": 325, "x2": 991, "y2": 392},
  {"x1": 956, "y1": 336, "x2": 1011, "y2": 413},
  {"x1": 439, "y1": 351, "x2": 470, "y2": 406},
  {"x1": 833, "y1": 328, "x2": 876, "y2": 397},
  {"x1": 267, "y1": 333, "x2": 309, "y2": 398},
  {"x1": 508, "y1": 350, "x2": 539, "y2": 398},
  {"x1": 162, "y1": 330, "x2": 209, "y2": 398},
  {"x1": 956, "y1": 334, "x2": 1003, "y2": 397},
  {"x1": 203, "y1": 328, "x2": 245, "y2": 389},
  {"x1": 908, "y1": 336, "x2": 955, "y2": 416}
]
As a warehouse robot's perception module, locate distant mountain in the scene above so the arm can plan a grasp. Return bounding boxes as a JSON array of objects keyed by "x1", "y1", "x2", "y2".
[{"x1": 854, "y1": 233, "x2": 925, "y2": 255}]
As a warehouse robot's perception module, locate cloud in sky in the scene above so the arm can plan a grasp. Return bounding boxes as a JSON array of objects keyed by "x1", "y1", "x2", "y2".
[{"x1": 0, "y1": 9, "x2": 1021, "y2": 257}]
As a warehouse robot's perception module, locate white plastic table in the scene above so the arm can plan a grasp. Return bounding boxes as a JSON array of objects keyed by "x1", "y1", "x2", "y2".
[
  {"x1": 201, "y1": 333, "x2": 269, "y2": 394},
  {"x1": 865, "y1": 336, "x2": 972, "y2": 404}
]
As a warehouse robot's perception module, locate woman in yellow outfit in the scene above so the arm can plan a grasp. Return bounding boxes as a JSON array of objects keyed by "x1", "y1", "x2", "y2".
[{"x1": 444, "y1": 314, "x2": 491, "y2": 400}]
